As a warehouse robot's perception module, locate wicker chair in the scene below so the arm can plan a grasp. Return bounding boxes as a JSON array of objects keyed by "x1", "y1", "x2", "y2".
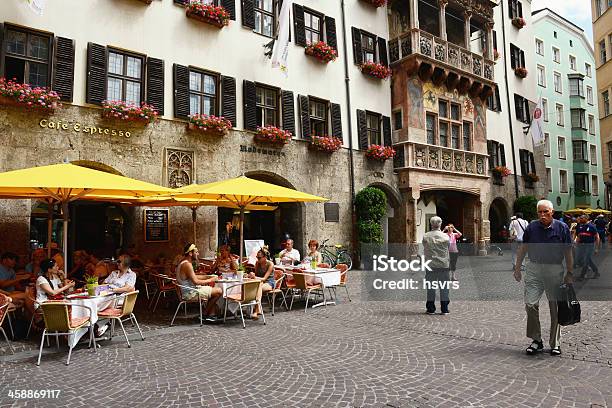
[
  {"x1": 223, "y1": 280, "x2": 265, "y2": 328},
  {"x1": 37, "y1": 301, "x2": 96, "y2": 366},
  {"x1": 26, "y1": 287, "x2": 45, "y2": 340},
  {"x1": 170, "y1": 282, "x2": 209, "y2": 327},
  {"x1": 0, "y1": 294, "x2": 14, "y2": 354},
  {"x1": 98, "y1": 291, "x2": 144, "y2": 348},
  {"x1": 289, "y1": 272, "x2": 323, "y2": 312}
]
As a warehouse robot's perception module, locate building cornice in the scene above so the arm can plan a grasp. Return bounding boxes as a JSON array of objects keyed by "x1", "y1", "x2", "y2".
[{"x1": 532, "y1": 8, "x2": 594, "y2": 58}]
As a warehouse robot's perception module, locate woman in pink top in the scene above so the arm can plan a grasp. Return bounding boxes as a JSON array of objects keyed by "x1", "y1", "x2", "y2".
[{"x1": 443, "y1": 224, "x2": 462, "y2": 281}]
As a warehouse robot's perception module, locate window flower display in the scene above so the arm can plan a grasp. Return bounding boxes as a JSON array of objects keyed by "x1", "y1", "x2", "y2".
[
  {"x1": 304, "y1": 41, "x2": 338, "y2": 63},
  {"x1": 310, "y1": 136, "x2": 342, "y2": 153},
  {"x1": 186, "y1": 1, "x2": 230, "y2": 28},
  {"x1": 254, "y1": 126, "x2": 292, "y2": 145},
  {"x1": 512, "y1": 17, "x2": 526, "y2": 29},
  {"x1": 188, "y1": 114, "x2": 232, "y2": 136},
  {"x1": 0, "y1": 78, "x2": 61, "y2": 111},
  {"x1": 101, "y1": 100, "x2": 158, "y2": 124},
  {"x1": 360, "y1": 62, "x2": 392, "y2": 79},
  {"x1": 365, "y1": 144, "x2": 396, "y2": 161}
]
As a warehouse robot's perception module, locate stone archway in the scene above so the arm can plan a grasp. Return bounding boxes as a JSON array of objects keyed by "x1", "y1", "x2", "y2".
[
  {"x1": 488, "y1": 197, "x2": 510, "y2": 243},
  {"x1": 367, "y1": 182, "x2": 405, "y2": 244}
]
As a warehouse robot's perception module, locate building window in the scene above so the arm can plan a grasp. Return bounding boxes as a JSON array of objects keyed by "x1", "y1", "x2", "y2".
[
  {"x1": 393, "y1": 110, "x2": 402, "y2": 130},
  {"x1": 585, "y1": 63, "x2": 592, "y2": 77},
  {"x1": 553, "y1": 72, "x2": 562, "y2": 93},
  {"x1": 603, "y1": 91, "x2": 610, "y2": 117},
  {"x1": 558, "y1": 136, "x2": 566, "y2": 159},
  {"x1": 254, "y1": 0, "x2": 275, "y2": 38},
  {"x1": 569, "y1": 55, "x2": 576, "y2": 71},
  {"x1": 451, "y1": 124, "x2": 460, "y2": 149},
  {"x1": 450, "y1": 103, "x2": 461, "y2": 121},
  {"x1": 439, "y1": 122, "x2": 449, "y2": 147},
  {"x1": 570, "y1": 40, "x2": 573, "y2": 47},
  {"x1": 587, "y1": 86, "x2": 594, "y2": 105},
  {"x1": 304, "y1": 9, "x2": 323, "y2": 45},
  {"x1": 361, "y1": 32, "x2": 377, "y2": 63},
  {"x1": 573, "y1": 140, "x2": 588, "y2": 161},
  {"x1": 559, "y1": 169, "x2": 568, "y2": 192},
  {"x1": 488, "y1": 141, "x2": 505, "y2": 168},
  {"x1": 537, "y1": 65, "x2": 546, "y2": 87},
  {"x1": 571, "y1": 109, "x2": 586, "y2": 129},
  {"x1": 544, "y1": 133, "x2": 550, "y2": 156},
  {"x1": 609, "y1": 142, "x2": 612, "y2": 167},
  {"x1": 569, "y1": 77, "x2": 584, "y2": 97},
  {"x1": 256, "y1": 85, "x2": 278, "y2": 126},
  {"x1": 462, "y1": 122, "x2": 471, "y2": 151},
  {"x1": 487, "y1": 85, "x2": 502, "y2": 112},
  {"x1": 542, "y1": 98, "x2": 549, "y2": 122},
  {"x1": 366, "y1": 112, "x2": 382, "y2": 145},
  {"x1": 600, "y1": 40, "x2": 607, "y2": 64},
  {"x1": 3, "y1": 27, "x2": 51, "y2": 88},
  {"x1": 592, "y1": 175, "x2": 599, "y2": 195},
  {"x1": 519, "y1": 149, "x2": 536, "y2": 176},
  {"x1": 426, "y1": 113, "x2": 437, "y2": 145},
  {"x1": 590, "y1": 145, "x2": 598, "y2": 165},
  {"x1": 166, "y1": 149, "x2": 194, "y2": 188},
  {"x1": 552, "y1": 47, "x2": 560, "y2": 63},
  {"x1": 575, "y1": 173, "x2": 589, "y2": 193},
  {"x1": 514, "y1": 94, "x2": 530, "y2": 124},
  {"x1": 309, "y1": 97, "x2": 327, "y2": 136},
  {"x1": 509, "y1": 0, "x2": 523, "y2": 19},
  {"x1": 107, "y1": 50, "x2": 144, "y2": 105},
  {"x1": 535, "y1": 39, "x2": 544, "y2": 55},
  {"x1": 188, "y1": 69, "x2": 218, "y2": 116},
  {"x1": 589, "y1": 114, "x2": 595, "y2": 135},
  {"x1": 439, "y1": 100, "x2": 448, "y2": 118},
  {"x1": 556, "y1": 104, "x2": 564, "y2": 126},
  {"x1": 546, "y1": 168, "x2": 552, "y2": 192},
  {"x1": 510, "y1": 44, "x2": 525, "y2": 69}
]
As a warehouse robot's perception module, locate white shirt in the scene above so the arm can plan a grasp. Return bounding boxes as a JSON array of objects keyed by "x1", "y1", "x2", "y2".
[
  {"x1": 35, "y1": 275, "x2": 62, "y2": 306},
  {"x1": 104, "y1": 268, "x2": 137, "y2": 290},
  {"x1": 279, "y1": 248, "x2": 301, "y2": 265},
  {"x1": 510, "y1": 218, "x2": 529, "y2": 241}
]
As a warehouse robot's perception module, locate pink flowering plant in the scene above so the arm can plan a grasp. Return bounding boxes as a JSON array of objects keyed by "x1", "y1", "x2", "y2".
[
  {"x1": 366, "y1": 144, "x2": 396, "y2": 161},
  {"x1": 255, "y1": 126, "x2": 292, "y2": 145},
  {"x1": 360, "y1": 62, "x2": 392, "y2": 79},
  {"x1": 362, "y1": 0, "x2": 387, "y2": 7},
  {"x1": 101, "y1": 100, "x2": 158, "y2": 124},
  {"x1": 492, "y1": 166, "x2": 511, "y2": 177},
  {"x1": 305, "y1": 41, "x2": 338, "y2": 63},
  {"x1": 0, "y1": 78, "x2": 61, "y2": 110},
  {"x1": 310, "y1": 136, "x2": 342, "y2": 153},
  {"x1": 186, "y1": 1, "x2": 230, "y2": 27},
  {"x1": 188, "y1": 114, "x2": 231, "y2": 135}
]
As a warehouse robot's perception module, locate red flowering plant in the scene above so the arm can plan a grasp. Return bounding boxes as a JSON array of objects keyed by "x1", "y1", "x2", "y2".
[
  {"x1": 492, "y1": 166, "x2": 511, "y2": 177},
  {"x1": 512, "y1": 17, "x2": 526, "y2": 29},
  {"x1": 101, "y1": 100, "x2": 158, "y2": 124},
  {"x1": 310, "y1": 136, "x2": 342, "y2": 153},
  {"x1": 365, "y1": 144, "x2": 396, "y2": 161},
  {"x1": 362, "y1": 0, "x2": 387, "y2": 6},
  {"x1": 188, "y1": 114, "x2": 231, "y2": 135},
  {"x1": 514, "y1": 66, "x2": 528, "y2": 78},
  {"x1": 186, "y1": 1, "x2": 230, "y2": 28},
  {"x1": 305, "y1": 41, "x2": 338, "y2": 63},
  {"x1": 0, "y1": 78, "x2": 61, "y2": 110},
  {"x1": 254, "y1": 125, "x2": 292, "y2": 145},
  {"x1": 360, "y1": 62, "x2": 392, "y2": 79},
  {"x1": 525, "y1": 173, "x2": 539, "y2": 183}
]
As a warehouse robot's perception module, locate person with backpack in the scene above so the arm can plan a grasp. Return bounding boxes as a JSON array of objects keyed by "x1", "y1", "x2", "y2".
[{"x1": 509, "y1": 212, "x2": 528, "y2": 271}]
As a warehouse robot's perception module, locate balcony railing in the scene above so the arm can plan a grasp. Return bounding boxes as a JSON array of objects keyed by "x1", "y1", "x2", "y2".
[
  {"x1": 398, "y1": 142, "x2": 488, "y2": 177},
  {"x1": 389, "y1": 29, "x2": 494, "y2": 82}
]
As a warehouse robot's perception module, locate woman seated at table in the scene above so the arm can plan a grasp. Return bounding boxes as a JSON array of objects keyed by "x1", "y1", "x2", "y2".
[
  {"x1": 302, "y1": 240, "x2": 323, "y2": 266},
  {"x1": 25, "y1": 248, "x2": 46, "y2": 275},
  {"x1": 211, "y1": 245, "x2": 238, "y2": 276},
  {"x1": 247, "y1": 246, "x2": 275, "y2": 319},
  {"x1": 35, "y1": 258, "x2": 75, "y2": 306},
  {"x1": 103, "y1": 254, "x2": 136, "y2": 294}
]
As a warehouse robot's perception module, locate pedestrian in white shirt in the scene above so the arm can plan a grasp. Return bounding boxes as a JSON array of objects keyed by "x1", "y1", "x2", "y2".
[
  {"x1": 279, "y1": 239, "x2": 301, "y2": 265},
  {"x1": 509, "y1": 212, "x2": 529, "y2": 270}
]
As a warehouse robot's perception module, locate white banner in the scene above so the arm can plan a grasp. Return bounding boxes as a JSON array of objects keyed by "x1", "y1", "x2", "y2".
[
  {"x1": 25, "y1": 0, "x2": 46, "y2": 15},
  {"x1": 531, "y1": 97, "x2": 545, "y2": 146},
  {"x1": 271, "y1": 0, "x2": 293, "y2": 75}
]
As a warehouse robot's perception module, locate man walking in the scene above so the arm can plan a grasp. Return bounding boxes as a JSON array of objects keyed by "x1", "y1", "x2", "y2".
[
  {"x1": 594, "y1": 215, "x2": 607, "y2": 251},
  {"x1": 509, "y1": 212, "x2": 528, "y2": 270},
  {"x1": 575, "y1": 214, "x2": 600, "y2": 280},
  {"x1": 514, "y1": 200, "x2": 573, "y2": 356},
  {"x1": 422, "y1": 216, "x2": 450, "y2": 315}
]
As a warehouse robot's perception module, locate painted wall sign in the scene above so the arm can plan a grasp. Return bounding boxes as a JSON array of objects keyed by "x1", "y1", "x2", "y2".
[
  {"x1": 240, "y1": 145, "x2": 286, "y2": 157},
  {"x1": 39, "y1": 118, "x2": 132, "y2": 138}
]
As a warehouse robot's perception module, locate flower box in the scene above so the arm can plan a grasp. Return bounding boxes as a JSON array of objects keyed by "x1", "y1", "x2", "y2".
[
  {"x1": 188, "y1": 114, "x2": 231, "y2": 136},
  {"x1": 310, "y1": 136, "x2": 342, "y2": 153},
  {"x1": 366, "y1": 144, "x2": 396, "y2": 161},
  {"x1": 512, "y1": 17, "x2": 526, "y2": 29},
  {"x1": 360, "y1": 62, "x2": 392, "y2": 79},
  {"x1": 101, "y1": 100, "x2": 158, "y2": 124},
  {"x1": 524, "y1": 173, "x2": 539, "y2": 183},
  {"x1": 186, "y1": 3, "x2": 230, "y2": 28},
  {"x1": 514, "y1": 67, "x2": 528, "y2": 78},
  {"x1": 361, "y1": 0, "x2": 387, "y2": 7},
  {"x1": 492, "y1": 166, "x2": 511, "y2": 178},
  {"x1": 0, "y1": 78, "x2": 61, "y2": 111},
  {"x1": 305, "y1": 41, "x2": 338, "y2": 63},
  {"x1": 254, "y1": 126, "x2": 292, "y2": 145}
]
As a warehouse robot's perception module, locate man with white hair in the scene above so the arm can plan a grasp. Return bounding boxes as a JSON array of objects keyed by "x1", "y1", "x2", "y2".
[
  {"x1": 422, "y1": 216, "x2": 451, "y2": 315},
  {"x1": 514, "y1": 199, "x2": 573, "y2": 356},
  {"x1": 279, "y1": 239, "x2": 301, "y2": 266}
]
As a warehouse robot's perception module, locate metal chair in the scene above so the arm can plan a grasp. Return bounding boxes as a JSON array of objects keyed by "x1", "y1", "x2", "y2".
[
  {"x1": 0, "y1": 294, "x2": 14, "y2": 354},
  {"x1": 289, "y1": 272, "x2": 323, "y2": 312},
  {"x1": 266, "y1": 273, "x2": 287, "y2": 316},
  {"x1": 223, "y1": 280, "x2": 265, "y2": 328},
  {"x1": 149, "y1": 273, "x2": 176, "y2": 312},
  {"x1": 170, "y1": 283, "x2": 209, "y2": 327},
  {"x1": 98, "y1": 291, "x2": 144, "y2": 348},
  {"x1": 331, "y1": 263, "x2": 351, "y2": 302}
]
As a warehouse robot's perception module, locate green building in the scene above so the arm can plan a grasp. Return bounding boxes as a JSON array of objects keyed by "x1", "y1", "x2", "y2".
[{"x1": 533, "y1": 9, "x2": 605, "y2": 210}]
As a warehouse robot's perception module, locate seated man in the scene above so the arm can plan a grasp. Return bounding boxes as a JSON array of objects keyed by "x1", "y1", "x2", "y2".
[
  {"x1": 279, "y1": 239, "x2": 301, "y2": 265},
  {"x1": 176, "y1": 244, "x2": 222, "y2": 322},
  {"x1": 104, "y1": 254, "x2": 137, "y2": 294},
  {"x1": 0, "y1": 252, "x2": 28, "y2": 305}
]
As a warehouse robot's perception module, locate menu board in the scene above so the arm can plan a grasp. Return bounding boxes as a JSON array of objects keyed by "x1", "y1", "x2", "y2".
[{"x1": 144, "y1": 209, "x2": 169, "y2": 242}]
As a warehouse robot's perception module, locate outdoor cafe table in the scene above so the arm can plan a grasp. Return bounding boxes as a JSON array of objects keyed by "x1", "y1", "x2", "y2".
[
  {"x1": 65, "y1": 293, "x2": 117, "y2": 347},
  {"x1": 276, "y1": 265, "x2": 341, "y2": 308}
]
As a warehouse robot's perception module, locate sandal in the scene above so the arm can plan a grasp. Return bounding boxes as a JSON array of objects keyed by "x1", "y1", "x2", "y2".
[
  {"x1": 550, "y1": 347, "x2": 562, "y2": 356},
  {"x1": 526, "y1": 340, "x2": 544, "y2": 355}
]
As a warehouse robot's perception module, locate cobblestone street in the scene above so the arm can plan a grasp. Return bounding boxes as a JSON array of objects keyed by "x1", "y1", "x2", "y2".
[{"x1": 1, "y1": 253, "x2": 611, "y2": 408}]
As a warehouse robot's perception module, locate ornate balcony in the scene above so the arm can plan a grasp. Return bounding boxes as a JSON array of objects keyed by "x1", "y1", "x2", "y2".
[{"x1": 395, "y1": 142, "x2": 489, "y2": 178}]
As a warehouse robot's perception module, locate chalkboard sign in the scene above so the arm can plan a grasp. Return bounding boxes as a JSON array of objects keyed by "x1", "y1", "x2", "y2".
[{"x1": 144, "y1": 209, "x2": 169, "y2": 242}]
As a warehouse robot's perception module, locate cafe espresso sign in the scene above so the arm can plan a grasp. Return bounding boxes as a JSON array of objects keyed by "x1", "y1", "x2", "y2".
[{"x1": 39, "y1": 118, "x2": 132, "y2": 138}]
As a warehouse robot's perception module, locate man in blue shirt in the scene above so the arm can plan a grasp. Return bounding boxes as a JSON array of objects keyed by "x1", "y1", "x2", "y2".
[
  {"x1": 593, "y1": 215, "x2": 608, "y2": 251},
  {"x1": 514, "y1": 200, "x2": 573, "y2": 357},
  {"x1": 575, "y1": 215, "x2": 600, "y2": 280},
  {"x1": 0, "y1": 252, "x2": 27, "y2": 305}
]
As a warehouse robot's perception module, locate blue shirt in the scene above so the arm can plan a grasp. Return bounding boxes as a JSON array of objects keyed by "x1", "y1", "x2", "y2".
[
  {"x1": 522, "y1": 219, "x2": 572, "y2": 264},
  {"x1": 0, "y1": 264, "x2": 16, "y2": 292},
  {"x1": 594, "y1": 218, "x2": 607, "y2": 231},
  {"x1": 576, "y1": 223, "x2": 598, "y2": 244}
]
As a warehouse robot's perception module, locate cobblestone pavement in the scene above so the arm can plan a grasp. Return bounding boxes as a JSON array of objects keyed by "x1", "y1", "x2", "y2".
[{"x1": 1, "y1": 253, "x2": 611, "y2": 408}]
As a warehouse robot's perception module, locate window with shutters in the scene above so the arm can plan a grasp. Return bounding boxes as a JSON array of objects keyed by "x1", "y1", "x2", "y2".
[
  {"x1": 575, "y1": 173, "x2": 589, "y2": 193},
  {"x1": 165, "y1": 148, "x2": 194, "y2": 188},
  {"x1": 487, "y1": 85, "x2": 502, "y2": 112},
  {"x1": 107, "y1": 49, "x2": 144, "y2": 105},
  {"x1": 426, "y1": 113, "x2": 437, "y2": 145},
  {"x1": 3, "y1": 26, "x2": 52, "y2": 88},
  {"x1": 366, "y1": 112, "x2": 381, "y2": 145},
  {"x1": 558, "y1": 136, "x2": 566, "y2": 159},
  {"x1": 514, "y1": 94, "x2": 530, "y2": 124},
  {"x1": 508, "y1": 0, "x2": 523, "y2": 19},
  {"x1": 488, "y1": 141, "x2": 505, "y2": 167},
  {"x1": 462, "y1": 122, "x2": 471, "y2": 151},
  {"x1": 309, "y1": 97, "x2": 327, "y2": 136},
  {"x1": 256, "y1": 85, "x2": 278, "y2": 126},
  {"x1": 189, "y1": 69, "x2": 218, "y2": 116},
  {"x1": 559, "y1": 169, "x2": 568, "y2": 192},
  {"x1": 361, "y1": 32, "x2": 376, "y2": 63},
  {"x1": 518, "y1": 149, "x2": 535, "y2": 175},
  {"x1": 254, "y1": 0, "x2": 275, "y2": 37},
  {"x1": 509, "y1": 44, "x2": 525, "y2": 69},
  {"x1": 570, "y1": 109, "x2": 586, "y2": 129},
  {"x1": 304, "y1": 8, "x2": 323, "y2": 44}
]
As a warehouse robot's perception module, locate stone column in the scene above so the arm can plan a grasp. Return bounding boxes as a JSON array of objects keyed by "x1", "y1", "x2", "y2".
[
  {"x1": 463, "y1": 9, "x2": 472, "y2": 50},
  {"x1": 439, "y1": 0, "x2": 448, "y2": 40},
  {"x1": 485, "y1": 21, "x2": 495, "y2": 60},
  {"x1": 409, "y1": 0, "x2": 419, "y2": 29}
]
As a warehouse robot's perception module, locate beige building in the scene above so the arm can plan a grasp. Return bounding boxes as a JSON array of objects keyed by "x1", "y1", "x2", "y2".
[{"x1": 592, "y1": 0, "x2": 612, "y2": 208}]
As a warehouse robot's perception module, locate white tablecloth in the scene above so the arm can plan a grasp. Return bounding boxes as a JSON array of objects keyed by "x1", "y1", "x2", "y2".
[
  {"x1": 278, "y1": 266, "x2": 341, "y2": 287},
  {"x1": 67, "y1": 295, "x2": 116, "y2": 347},
  {"x1": 216, "y1": 280, "x2": 242, "y2": 314}
]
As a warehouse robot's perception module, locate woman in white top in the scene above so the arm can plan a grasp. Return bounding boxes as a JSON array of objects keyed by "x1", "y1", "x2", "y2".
[{"x1": 35, "y1": 258, "x2": 75, "y2": 307}]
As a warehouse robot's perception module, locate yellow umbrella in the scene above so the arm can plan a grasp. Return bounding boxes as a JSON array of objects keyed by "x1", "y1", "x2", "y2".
[
  {"x1": 167, "y1": 176, "x2": 327, "y2": 259},
  {"x1": 0, "y1": 163, "x2": 172, "y2": 263}
]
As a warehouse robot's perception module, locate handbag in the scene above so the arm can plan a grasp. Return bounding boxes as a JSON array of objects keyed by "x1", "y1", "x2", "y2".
[{"x1": 557, "y1": 284, "x2": 581, "y2": 326}]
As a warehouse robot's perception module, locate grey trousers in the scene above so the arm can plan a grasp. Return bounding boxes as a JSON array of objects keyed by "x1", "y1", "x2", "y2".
[{"x1": 524, "y1": 261, "x2": 564, "y2": 348}]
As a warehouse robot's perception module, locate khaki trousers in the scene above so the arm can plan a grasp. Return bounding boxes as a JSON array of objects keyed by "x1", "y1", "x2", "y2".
[{"x1": 524, "y1": 261, "x2": 564, "y2": 348}]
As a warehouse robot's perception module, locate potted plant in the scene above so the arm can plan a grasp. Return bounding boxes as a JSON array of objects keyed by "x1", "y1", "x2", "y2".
[
  {"x1": 310, "y1": 135, "x2": 342, "y2": 153},
  {"x1": 360, "y1": 62, "x2": 392, "y2": 79},
  {"x1": 0, "y1": 78, "x2": 62, "y2": 111},
  {"x1": 254, "y1": 125, "x2": 292, "y2": 145},
  {"x1": 186, "y1": 1, "x2": 230, "y2": 28},
  {"x1": 361, "y1": 0, "x2": 387, "y2": 7},
  {"x1": 84, "y1": 274, "x2": 99, "y2": 297},
  {"x1": 365, "y1": 144, "x2": 396, "y2": 162},
  {"x1": 512, "y1": 17, "x2": 526, "y2": 29},
  {"x1": 514, "y1": 66, "x2": 528, "y2": 79},
  {"x1": 102, "y1": 100, "x2": 159, "y2": 124},
  {"x1": 188, "y1": 114, "x2": 232, "y2": 136},
  {"x1": 491, "y1": 166, "x2": 511, "y2": 184},
  {"x1": 304, "y1": 41, "x2": 338, "y2": 63}
]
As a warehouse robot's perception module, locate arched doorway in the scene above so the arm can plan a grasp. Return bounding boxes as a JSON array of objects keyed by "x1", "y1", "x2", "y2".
[
  {"x1": 368, "y1": 182, "x2": 404, "y2": 243},
  {"x1": 488, "y1": 198, "x2": 510, "y2": 243}
]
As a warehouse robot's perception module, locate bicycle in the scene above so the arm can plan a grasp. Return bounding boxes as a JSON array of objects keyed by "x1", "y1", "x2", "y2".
[{"x1": 319, "y1": 239, "x2": 353, "y2": 270}]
